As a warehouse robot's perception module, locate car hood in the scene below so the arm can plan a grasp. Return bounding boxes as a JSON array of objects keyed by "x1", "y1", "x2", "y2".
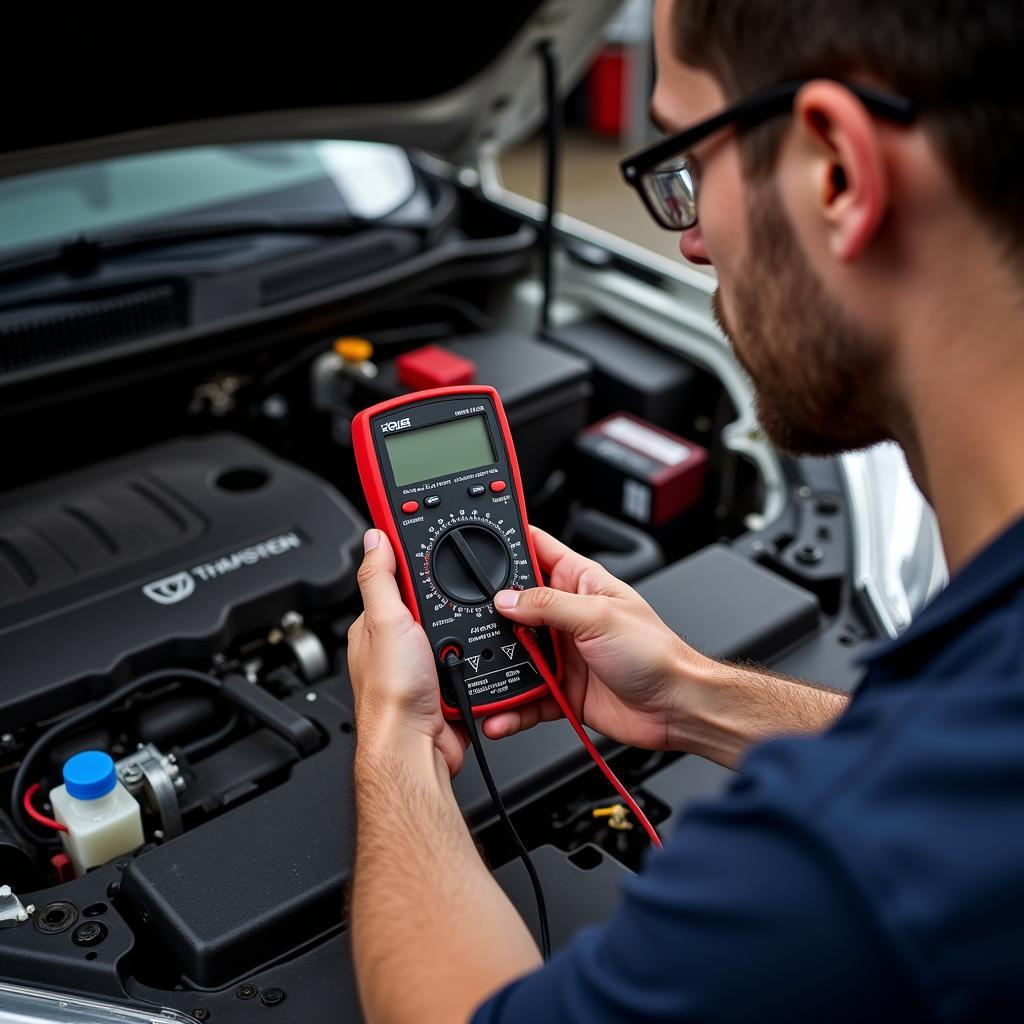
[{"x1": 1, "y1": 0, "x2": 621, "y2": 180}]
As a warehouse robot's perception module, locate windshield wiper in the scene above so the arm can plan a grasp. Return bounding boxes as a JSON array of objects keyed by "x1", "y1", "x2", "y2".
[{"x1": 0, "y1": 210, "x2": 379, "y2": 282}]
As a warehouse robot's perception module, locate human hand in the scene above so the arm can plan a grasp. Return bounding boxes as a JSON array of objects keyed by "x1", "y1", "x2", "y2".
[
  {"x1": 483, "y1": 528, "x2": 715, "y2": 751},
  {"x1": 348, "y1": 529, "x2": 467, "y2": 776}
]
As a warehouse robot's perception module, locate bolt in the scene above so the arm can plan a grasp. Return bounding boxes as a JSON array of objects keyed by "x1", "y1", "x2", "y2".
[
  {"x1": 281, "y1": 611, "x2": 304, "y2": 635},
  {"x1": 235, "y1": 984, "x2": 258, "y2": 1000},
  {"x1": 122, "y1": 766, "x2": 143, "y2": 785},
  {"x1": 260, "y1": 988, "x2": 286, "y2": 1007},
  {"x1": 262, "y1": 394, "x2": 289, "y2": 420},
  {"x1": 305, "y1": 691, "x2": 318, "y2": 703},
  {"x1": 798, "y1": 485, "x2": 813, "y2": 499},
  {"x1": 795, "y1": 544, "x2": 824, "y2": 566},
  {"x1": 72, "y1": 921, "x2": 107, "y2": 946},
  {"x1": 191, "y1": 1010, "x2": 210, "y2": 1021}
]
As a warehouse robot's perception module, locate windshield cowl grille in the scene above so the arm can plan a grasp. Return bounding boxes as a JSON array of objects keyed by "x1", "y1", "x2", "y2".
[{"x1": 0, "y1": 285, "x2": 185, "y2": 372}]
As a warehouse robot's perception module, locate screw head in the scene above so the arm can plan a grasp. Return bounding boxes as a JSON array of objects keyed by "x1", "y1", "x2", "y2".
[
  {"x1": 795, "y1": 544, "x2": 824, "y2": 566},
  {"x1": 260, "y1": 987, "x2": 286, "y2": 1007},
  {"x1": 72, "y1": 921, "x2": 107, "y2": 946},
  {"x1": 281, "y1": 610, "x2": 304, "y2": 634},
  {"x1": 191, "y1": 1009, "x2": 210, "y2": 1021},
  {"x1": 235, "y1": 984, "x2": 258, "y2": 1000}
]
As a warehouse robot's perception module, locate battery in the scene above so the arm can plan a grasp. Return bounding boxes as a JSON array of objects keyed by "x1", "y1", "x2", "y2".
[
  {"x1": 548, "y1": 317, "x2": 707, "y2": 431},
  {"x1": 573, "y1": 413, "x2": 708, "y2": 527}
]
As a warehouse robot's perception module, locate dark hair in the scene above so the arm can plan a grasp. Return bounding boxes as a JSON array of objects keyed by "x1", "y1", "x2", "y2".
[{"x1": 673, "y1": 0, "x2": 1024, "y2": 258}]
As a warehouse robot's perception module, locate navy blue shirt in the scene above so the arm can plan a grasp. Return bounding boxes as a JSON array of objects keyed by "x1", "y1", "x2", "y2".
[{"x1": 474, "y1": 516, "x2": 1024, "y2": 1023}]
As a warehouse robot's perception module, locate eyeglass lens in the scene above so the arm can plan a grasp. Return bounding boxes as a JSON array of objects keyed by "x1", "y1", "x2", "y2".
[{"x1": 641, "y1": 160, "x2": 698, "y2": 229}]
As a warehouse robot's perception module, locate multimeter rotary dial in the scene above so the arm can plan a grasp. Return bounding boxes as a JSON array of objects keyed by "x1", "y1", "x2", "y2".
[
  {"x1": 432, "y1": 524, "x2": 510, "y2": 604},
  {"x1": 420, "y1": 512, "x2": 527, "y2": 612}
]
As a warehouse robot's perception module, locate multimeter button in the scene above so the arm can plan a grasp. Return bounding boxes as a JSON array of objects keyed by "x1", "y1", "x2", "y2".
[
  {"x1": 489, "y1": 480, "x2": 507, "y2": 493},
  {"x1": 468, "y1": 485, "x2": 486, "y2": 496},
  {"x1": 401, "y1": 500, "x2": 419, "y2": 514},
  {"x1": 424, "y1": 495, "x2": 441, "y2": 508}
]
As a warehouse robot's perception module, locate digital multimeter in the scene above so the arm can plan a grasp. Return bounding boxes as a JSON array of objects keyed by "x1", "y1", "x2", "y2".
[{"x1": 352, "y1": 385, "x2": 561, "y2": 719}]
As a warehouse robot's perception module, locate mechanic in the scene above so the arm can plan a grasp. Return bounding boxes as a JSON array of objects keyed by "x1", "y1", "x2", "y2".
[{"x1": 348, "y1": 1, "x2": 1024, "y2": 1020}]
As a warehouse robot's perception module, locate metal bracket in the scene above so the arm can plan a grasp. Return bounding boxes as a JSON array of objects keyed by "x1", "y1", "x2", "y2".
[
  {"x1": 0, "y1": 885, "x2": 33, "y2": 926},
  {"x1": 116, "y1": 743, "x2": 186, "y2": 840}
]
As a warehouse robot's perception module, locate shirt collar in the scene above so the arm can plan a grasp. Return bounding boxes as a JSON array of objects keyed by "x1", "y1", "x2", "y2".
[{"x1": 858, "y1": 513, "x2": 1024, "y2": 668}]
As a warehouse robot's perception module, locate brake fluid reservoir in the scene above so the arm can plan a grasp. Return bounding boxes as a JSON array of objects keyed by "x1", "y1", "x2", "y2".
[{"x1": 49, "y1": 751, "x2": 144, "y2": 875}]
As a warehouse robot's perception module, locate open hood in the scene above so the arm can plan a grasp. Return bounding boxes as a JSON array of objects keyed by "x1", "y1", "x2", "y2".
[{"x1": 2, "y1": 0, "x2": 621, "y2": 180}]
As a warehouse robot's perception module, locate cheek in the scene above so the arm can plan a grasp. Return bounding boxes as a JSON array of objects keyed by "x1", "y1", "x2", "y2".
[{"x1": 696, "y1": 148, "x2": 748, "y2": 282}]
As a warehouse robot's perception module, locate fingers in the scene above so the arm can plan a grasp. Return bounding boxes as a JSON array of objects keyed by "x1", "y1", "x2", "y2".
[
  {"x1": 481, "y1": 696, "x2": 564, "y2": 739},
  {"x1": 493, "y1": 583, "x2": 610, "y2": 641},
  {"x1": 356, "y1": 529, "x2": 410, "y2": 626},
  {"x1": 529, "y1": 527, "x2": 627, "y2": 597}
]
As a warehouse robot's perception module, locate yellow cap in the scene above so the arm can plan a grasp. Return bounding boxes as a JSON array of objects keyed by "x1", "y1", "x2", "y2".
[{"x1": 333, "y1": 336, "x2": 374, "y2": 362}]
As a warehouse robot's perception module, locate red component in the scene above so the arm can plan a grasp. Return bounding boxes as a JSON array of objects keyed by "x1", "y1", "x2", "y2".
[
  {"x1": 401, "y1": 500, "x2": 419, "y2": 514},
  {"x1": 588, "y1": 47, "x2": 625, "y2": 138},
  {"x1": 50, "y1": 853, "x2": 75, "y2": 883},
  {"x1": 23, "y1": 782, "x2": 68, "y2": 832},
  {"x1": 352, "y1": 385, "x2": 561, "y2": 720},
  {"x1": 489, "y1": 480, "x2": 507, "y2": 493},
  {"x1": 438, "y1": 643, "x2": 462, "y2": 665},
  {"x1": 578, "y1": 413, "x2": 709, "y2": 527},
  {"x1": 396, "y1": 345, "x2": 476, "y2": 391}
]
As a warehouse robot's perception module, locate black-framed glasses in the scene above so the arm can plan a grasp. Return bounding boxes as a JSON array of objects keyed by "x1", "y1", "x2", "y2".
[{"x1": 620, "y1": 79, "x2": 917, "y2": 231}]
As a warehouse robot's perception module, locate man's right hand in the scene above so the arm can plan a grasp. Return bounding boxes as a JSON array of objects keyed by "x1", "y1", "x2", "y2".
[
  {"x1": 484, "y1": 528, "x2": 717, "y2": 752},
  {"x1": 486, "y1": 528, "x2": 849, "y2": 767}
]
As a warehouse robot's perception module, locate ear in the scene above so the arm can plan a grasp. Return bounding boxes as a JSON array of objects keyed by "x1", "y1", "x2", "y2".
[{"x1": 793, "y1": 80, "x2": 890, "y2": 262}]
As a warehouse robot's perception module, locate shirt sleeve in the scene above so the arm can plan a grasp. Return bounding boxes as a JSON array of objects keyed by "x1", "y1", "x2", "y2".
[{"x1": 472, "y1": 769, "x2": 924, "y2": 1024}]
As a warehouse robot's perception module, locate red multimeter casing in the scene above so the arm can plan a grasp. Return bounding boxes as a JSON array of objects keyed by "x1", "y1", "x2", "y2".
[{"x1": 352, "y1": 385, "x2": 561, "y2": 719}]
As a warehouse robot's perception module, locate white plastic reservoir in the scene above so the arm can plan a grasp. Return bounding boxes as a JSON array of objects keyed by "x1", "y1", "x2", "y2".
[{"x1": 49, "y1": 750, "x2": 144, "y2": 876}]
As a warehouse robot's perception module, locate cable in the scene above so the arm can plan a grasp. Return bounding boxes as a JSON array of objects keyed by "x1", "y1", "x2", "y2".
[
  {"x1": 537, "y1": 40, "x2": 562, "y2": 337},
  {"x1": 23, "y1": 783, "x2": 67, "y2": 832},
  {"x1": 181, "y1": 709, "x2": 240, "y2": 761},
  {"x1": 515, "y1": 627, "x2": 664, "y2": 849},
  {"x1": 443, "y1": 652, "x2": 552, "y2": 961},
  {"x1": 10, "y1": 668, "x2": 224, "y2": 846}
]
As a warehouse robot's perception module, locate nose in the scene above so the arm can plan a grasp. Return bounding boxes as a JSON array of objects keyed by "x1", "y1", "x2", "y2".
[{"x1": 679, "y1": 226, "x2": 711, "y2": 266}]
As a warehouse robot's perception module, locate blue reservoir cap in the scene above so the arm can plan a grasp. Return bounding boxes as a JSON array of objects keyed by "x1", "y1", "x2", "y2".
[{"x1": 63, "y1": 751, "x2": 117, "y2": 801}]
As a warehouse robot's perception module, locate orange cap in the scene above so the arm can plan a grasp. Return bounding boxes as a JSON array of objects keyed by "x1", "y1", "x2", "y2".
[{"x1": 333, "y1": 336, "x2": 374, "y2": 362}]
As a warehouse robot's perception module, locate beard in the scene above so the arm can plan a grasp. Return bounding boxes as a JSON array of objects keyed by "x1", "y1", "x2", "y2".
[{"x1": 711, "y1": 185, "x2": 892, "y2": 457}]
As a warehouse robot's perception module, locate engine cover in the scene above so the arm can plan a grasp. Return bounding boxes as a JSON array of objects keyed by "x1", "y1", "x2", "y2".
[{"x1": 0, "y1": 433, "x2": 364, "y2": 728}]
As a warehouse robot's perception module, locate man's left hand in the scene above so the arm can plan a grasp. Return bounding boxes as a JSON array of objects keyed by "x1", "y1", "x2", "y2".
[{"x1": 347, "y1": 528, "x2": 467, "y2": 776}]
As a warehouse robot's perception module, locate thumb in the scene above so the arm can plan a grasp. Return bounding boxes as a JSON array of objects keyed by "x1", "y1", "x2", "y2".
[
  {"x1": 356, "y1": 529, "x2": 408, "y2": 624},
  {"x1": 494, "y1": 586, "x2": 607, "y2": 641}
]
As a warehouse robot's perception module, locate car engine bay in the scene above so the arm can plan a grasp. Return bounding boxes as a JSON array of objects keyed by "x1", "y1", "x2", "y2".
[{"x1": 0, "y1": 155, "x2": 880, "y2": 1022}]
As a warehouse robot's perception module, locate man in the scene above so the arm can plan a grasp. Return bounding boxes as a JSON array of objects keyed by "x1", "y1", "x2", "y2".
[{"x1": 348, "y1": 0, "x2": 1024, "y2": 1019}]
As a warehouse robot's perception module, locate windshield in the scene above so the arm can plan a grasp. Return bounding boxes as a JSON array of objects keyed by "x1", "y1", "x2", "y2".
[{"x1": 0, "y1": 141, "x2": 418, "y2": 256}]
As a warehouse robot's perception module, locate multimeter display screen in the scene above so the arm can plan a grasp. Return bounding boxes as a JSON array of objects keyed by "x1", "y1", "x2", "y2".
[{"x1": 384, "y1": 415, "x2": 496, "y2": 486}]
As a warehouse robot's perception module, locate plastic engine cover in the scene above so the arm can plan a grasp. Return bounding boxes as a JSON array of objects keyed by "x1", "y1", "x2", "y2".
[{"x1": 0, "y1": 433, "x2": 365, "y2": 728}]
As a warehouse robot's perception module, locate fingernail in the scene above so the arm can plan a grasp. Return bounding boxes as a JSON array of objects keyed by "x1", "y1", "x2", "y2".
[
  {"x1": 494, "y1": 589, "x2": 519, "y2": 609},
  {"x1": 363, "y1": 529, "x2": 380, "y2": 552}
]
